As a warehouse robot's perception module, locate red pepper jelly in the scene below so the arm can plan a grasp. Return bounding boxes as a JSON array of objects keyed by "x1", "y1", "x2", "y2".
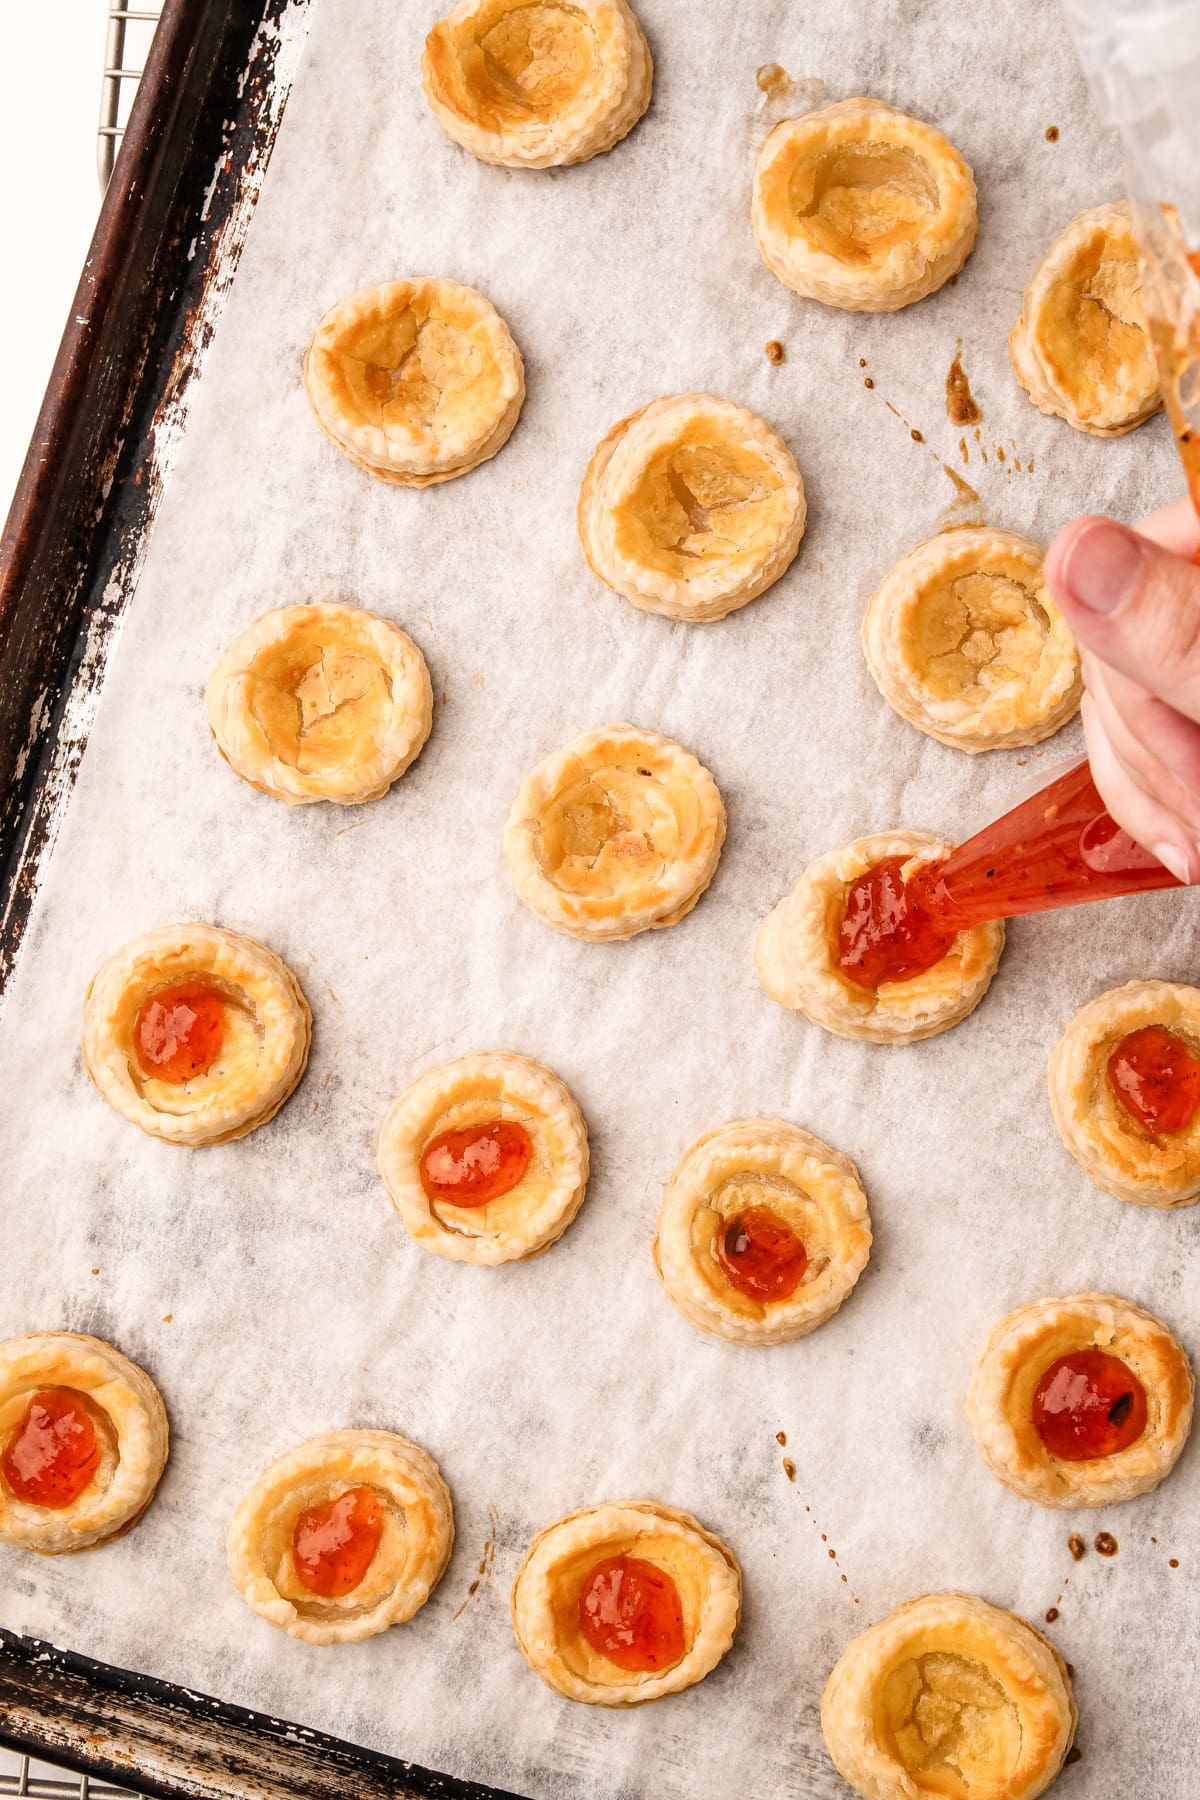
[
  {"x1": 577, "y1": 1555, "x2": 685, "y2": 1673},
  {"x1": 1107, "y1": 1026, "x2": 1200, "y2": 1134},
  {"x1": 1032, "y1": 1350, "x2": 1148, "y2": 1461},
  {"x1": 717, "y1": 1206, "x2": 808, "y2": 1300},
  {"x1": 419, "y1": 1120, "x2": 532, "y2": 1207},
  {"x1": 837, "y1": 856, "x2": 956, "y2": 989},
  {"x1": 291, "y1": 1485, "x2": 383, "y2": 1597},
  {"x1": 2, "y1": 1389, "x2": 101, "y2": 1507},
  {"x1": 134, "y1": 982, "x2": 226, "y2": 1083}
]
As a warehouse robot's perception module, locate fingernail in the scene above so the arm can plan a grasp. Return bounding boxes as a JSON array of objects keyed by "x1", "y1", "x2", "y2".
[
  {"x1": 1060, "y1": 520, "x2": 1146, "y2": 615},
  {"x1": 1151, "y1": 841, "x2": 1193, "y2": 885}
]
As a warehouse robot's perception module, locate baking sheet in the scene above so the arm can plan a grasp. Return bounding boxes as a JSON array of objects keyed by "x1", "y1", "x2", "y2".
[{"x1": 1, "y1": 1, "x2": 1197, "y2": 1795}]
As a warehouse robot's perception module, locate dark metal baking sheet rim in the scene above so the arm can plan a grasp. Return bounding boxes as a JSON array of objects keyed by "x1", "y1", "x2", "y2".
[{"x1": 0, "y1": 2, "x2": 520, "y2": 1794}]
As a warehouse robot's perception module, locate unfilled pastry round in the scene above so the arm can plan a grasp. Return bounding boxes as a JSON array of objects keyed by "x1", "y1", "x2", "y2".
[
  {"x1": 504, "y1": 724, "x2": 726, "y2": 941},
  {"x1": 0, "y1": 1333, "x2": 168, "y2": 1555},
  {"x1": 577, "y1": 394, "x2": 806, "y2": 622},
  {"x1": 821, "y1": 1592, "x2": 1076, "y2": 1800},
  {"x1": 206, "y1": 603, "x2": 433, "y2": 805},
  {"x1": 752, "y1": 98, "x2": 977, "y2": 312},
  {"x1": 227, "y1": 1429, "x2": 453, "y2": 1645},
  {"x1": 422, "y1": 0, "x2": 652, "y2": 169},
  {"x1": 82, "y1": 923, "x2": 311, "y2": 1147},
  {"x1": 510, "y1": 1500, "x2": 741, "y2": 1705},
  {"x1": 862, "y1": 530, "x2": 1081, "y2": 752},
  {"x1": 377, "y1": 1051, "x2": 589, "y2": 1264},
  {"x1": 966, "y1": 1293, "x2": 1194, "y2": 1509},
  {"x1": 1009, "y1": 203, "x2": 1160, "y2": 436},
  {"x1": 755, "y1": 831, "x2": 1004, "y2": 1044},
  {"x1": 1048, "y1": 981, "x2": 1200, "y2": 1207},
  {"x1": 653, "y1": 1119, "x2": 871, "y2": 1345},
  {"x1": 304, "y1": 279, "x2": 525, "y2": 485}
]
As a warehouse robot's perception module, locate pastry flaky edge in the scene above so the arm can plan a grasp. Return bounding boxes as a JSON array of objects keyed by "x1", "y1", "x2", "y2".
[
  {"x1": 652, "y1": 1118, "x2": 872, "y2": 1345},
  {"x1": 303, "y1": 279, "x2": 525, "y2": 486},
  {"x1": 81, "y1": 922, "x2": 312, "y2": 1148},
  {"x1": 0, "y1": 1332, "x2": 169, "y2": 1555},
  {"x1": 226, "y1": 1428, "x2": 454, "y2": 1646},
  {"x1": 752, "y1": 97, "x2": 977, "y2": 313},
  {"x1": 421, "y1": 0, "x2": 652, "y2": 169},
  {"x1": 1009, "y1": 201, "x2": 1161, "y2": 437},
  {"x1": 820, "y1": 1592, "x2": 1077, "y2": 1800},
  {"x1": 755, "y1": 831, "x2": 1004, "y2": 1044},
  {"x1": 861, "y1": 528, "x2": 1082, "y2": 753},
  {"x1": 377, "y1": 1051, "x2": 590, "y2": 1265},
  {"x1": 577, "y1": 393, "x2": 806, "y2": 622},
  {"x1": 1048, "y1": 979, "x2": 1200, "y2": 1208},
  {"x1": 510, "y1": 1500, "x2": 742, "y2": 1706},
  {"x1": 503, "y1": 723, "x2": 727, "y2": 941},
  {"x1": 206, "y1": 602, "x2": 434, "y2": 806},
  {"x1": 966, "y1": 1293, "x2": 1195, "y2": 1510}
]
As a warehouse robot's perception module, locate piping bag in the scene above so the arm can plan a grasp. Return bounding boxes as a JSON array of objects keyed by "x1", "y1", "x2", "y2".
[{"x1": 846, "y1": 0, "x2": 1200, "y2": 980}]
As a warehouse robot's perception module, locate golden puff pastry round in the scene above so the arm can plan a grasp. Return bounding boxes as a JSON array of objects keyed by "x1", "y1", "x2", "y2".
[
  {"x1": 755, "y1": 831, "x2": 1004, "y2": 1044},
  {"x1": 504, "y1": 724, "x2": 725, "y2": 941},
  {"x1": 422, "y1": 0, "x2": 652, "y2": 170},
  {"x1": 227, "y1": 1429, "x2": 453, "y2": 1646},
  {"x1": 653, "y1": 1119, "x2": 871, "y2": 1346},
  {"x1": 577, "y1": 394, "x2": 806, "y2": 622},
  {"x1": 0, "y1": 1333, "x2": 168, "y2": 1555},
  {"x1": 377, "y1": 1051, "x2": 589, "y2": 1264},
  {"x1": 862, "y1": 530, "x2": 1081, "y2": 753},
  {"x1": 304, "y1": 279, "x2": 524, "y2": 485},
  {"x1": 206, "y1": 604, "x2": 432, "y2": 806},
  {"x1": 752, "y1": 98, "x2": 977, "y2": 312},
  {"x1": 1009, "y1": 203, "x2": 1160, "y2": 436},
  {"x1": 966, "y1": 1293, "x2": 1194, "y2": 1510},
  {"x1": 1048, "y1": 980, "x2": 1200, "y2": 1207},
  {"x1": 510, "y1": 1500, "x2": 741, "y2": 1705},
  {"x1": 82, "y1": 923, "x2": 311, "y2": 1147},
  {"x1": 821, "y1": 1592, "x2": 1076, "y2": 1800}
]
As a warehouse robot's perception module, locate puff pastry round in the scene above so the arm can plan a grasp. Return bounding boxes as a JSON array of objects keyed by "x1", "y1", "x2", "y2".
[
  {"x1": 966, "y1": 1294, "x2": 1194, "y2": 1509},
  {"x1": 227, "y1": 1429, "x2": 453, "y2": 1645},
  {"x1": 821, "y1": 1592, "x2": 1076, "y2": 1800},
  {"x1": 752, "y1": 98, "x2": 977, "y2": 312},
  {"x1": 577, "y1": 394, "x2": 806, "y2": 622},
  {"x1": 862, "y1": 530, "x2": 1081, "y2": 753},
  {"x1": 206, "y1": 604, "x2": 432, "y2": 806},
  {"x1": 377, "y1": 1052, "x2": 588, "y2": 1264},
  {"x1": 1009, "y1": 203, "x2": 1160, "y2": 436},
  {"x1": 422, "y1": 0, "x2": 652, "y2": 169},
  {"x1": 304, "y1": 280, "x2": 524, "y2": 485},
  {"x1": 1048, "y1": 981, "x2": 1200, "y2": 1207},
  {"x1": 504, "y1": 724, "x2": 725, "y2": 941},
  {"x1": 755, "y1": 832, "x2": 1004, "y2": 1044},
  {"x1": 82, "y1": 923, "x2": 311, "y2": 1147},
  {"x1": 0, "y1": 1333, "x2": 168, "y2": 1555},
  {"x1": 511, "y1": 1500, "x2": 741, "y2": 1705},
  {"x1": 653, "y1": 1119, "x2": 871, "y2": 1345}
]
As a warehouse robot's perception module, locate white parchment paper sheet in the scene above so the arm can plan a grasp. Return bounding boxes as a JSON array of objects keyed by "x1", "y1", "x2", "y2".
[{"x1": 2, "y1": 1, "x2": 1197, "y2": 1795}]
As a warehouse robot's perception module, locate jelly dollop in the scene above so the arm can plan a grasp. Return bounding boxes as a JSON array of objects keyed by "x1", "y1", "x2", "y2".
[
  {"x1": 837, "y1": 856, "x2": 956, "y2": 989},
  {"x1": 134, "y1": 981, "x2": 226, "y2": 1083},
  {"x1": 419, "y1": 1120, "x2": 532, "y2": 1207},
  {"x1": 716, "y1": 1206, "x2": 808, "y2": 1301},
  {"x1": 1032, "y1": 1349, "x2": 1148, "y2": 1461},
  {"x1": 577, "y1": 1554, "x2": 685, "y2": 1673},
  {"x1": 1, "y1": 1389, "x2": 101, "y2": 1508},
  {"x1": 291, "y1": 1485, "x2": 383, "y2": 1597},
  {"x1": 1107, "y1": 1025, "x2": 1200, "y2": 1135}
]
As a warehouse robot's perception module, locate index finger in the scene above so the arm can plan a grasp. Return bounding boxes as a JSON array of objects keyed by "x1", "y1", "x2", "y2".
[{"x1": 1135, "y1": 493, "x2": 1200, "y2": 557}]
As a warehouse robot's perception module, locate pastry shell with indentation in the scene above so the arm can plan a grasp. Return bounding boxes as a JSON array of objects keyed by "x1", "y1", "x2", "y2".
[
  {"x1": 752, "y1": 98, "x2": 977, "y2": 312},
  {"x1": 578, "y1": 394, "x2": 806, "y2": 622},
  {"x1": 82, "y1": 923, "x2": 311, "y2": 1147},
  {"x1": 304, "y1": 279, "x2": 524, "y2": 485},
  {"x1": 821, "y1": 1591, "x2": 1076, "y2": 1800},
  {"x1": 226, "y1": 1428, "x2": 453, "y2": 1646},
  {"x1": 422, "y1": 0, "x2": 652, "y2": 169},
  {"x1": 653, "y1": 1119, "x2": 871, "y2": 1345},
  {"x1": 511, "y1": 1500, "x2": 741, "y2": 1705},
  {"x1": 377, "y1": 1051, "x2": 589, "y2": 1264},
  {"x1": 862, "y1": 529, "x2": 1081, "y2": 752},
  {"x1": 755, "y1": 831, "x2": 1004, "y2": 1044},
  {"x1": 0, "y1": 1332, "x2": 168, "y2": 1555}
]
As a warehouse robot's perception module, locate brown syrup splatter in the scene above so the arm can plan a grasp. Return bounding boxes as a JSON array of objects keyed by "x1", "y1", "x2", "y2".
[
  {"x1": 946, "y1": 347, "x2": 981, "y2": 425},
  {"x1": 959, "y1": 435, "x2": 969, "y2": 462},
  {"x1": 454, "y1": 1503, "x2": 500, "y2": 1619},
  {"x1": 1094, "y1": 1532, "x2": 1118, "y2": 1557},
  {"x1": 864, "y1": 379, "x2": 980, "y2": 510},
  {"x1": 996, "y1": 445, "x2": 1007, "y2": 463},
  {"x1": 858, "y1": 357, "x2": 867, "y2": 367},
  {"x1": 161, "y1": 1314, "x2": 173, "y2": 1324},
  {"x1": 910, "y1": 428, "x2": 923, "y2": 443},
  {"x1": 1045, "y1": 125, "x2": 1059, "y2": 142},
  {"x1": 776, "y1": 1431, "x2": 787, "y2": 1447},
  {"x1": 756, "y1": 63, "x2": 792, "y2": 98},
  {"x1": 863, "y1": 376, "x2": 874, "y2": 388},
  {"x1": 1045, "y1": 1607, "x2": 1059, "y2": 1623},
  {"x1": 1169, "y1": 1558, "x2": 1180, "y2": 1568},
  {"x1": 782, "y1": 1458, "x2": 795, "y2": 1481},
  {"x1": 1068, "y1": 1534, "x2": 1086, "y2": 1561},
  {"x1": 765, "y1": 339, "x2": 785, "y2": 365}
]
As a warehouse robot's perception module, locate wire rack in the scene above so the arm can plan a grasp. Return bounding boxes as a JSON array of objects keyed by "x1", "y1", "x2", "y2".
[
  {"x1": 0, "y1": 1753, "x2": 133, "y2": 1798},
  {"x1": 97, "y1": 0, "x2": 166, "y2": 190}
]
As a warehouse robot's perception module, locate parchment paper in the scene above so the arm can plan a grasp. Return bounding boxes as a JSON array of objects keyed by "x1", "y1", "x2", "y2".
[{"x1": 2, "y1": 2, "x2": 1197, "y2": 1795}]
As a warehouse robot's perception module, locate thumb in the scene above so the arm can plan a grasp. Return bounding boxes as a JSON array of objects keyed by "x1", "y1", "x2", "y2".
[{"x1": 1045, "y1": 515, "x2": 1200, "y2": 723}]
